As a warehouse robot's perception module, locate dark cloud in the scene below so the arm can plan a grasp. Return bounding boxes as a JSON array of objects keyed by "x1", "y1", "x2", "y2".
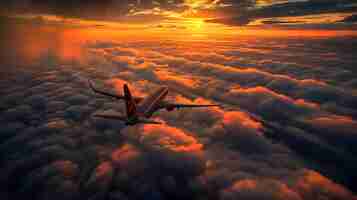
[
  {"x1": 1, "y1": 0, "x2": 131, "y2": 18},
  {"x1": 341, "y1": 14, "x2": 357, "y2": 23},
  {"x1": 253, "y1": 0, "x2": 357, "y2": 18},
  {"x1": 208, "y1": 0, "x2": 357, "y2": 26},
  {"x1": 0, "y1": 0, "x2": 187, "y2": 20}
]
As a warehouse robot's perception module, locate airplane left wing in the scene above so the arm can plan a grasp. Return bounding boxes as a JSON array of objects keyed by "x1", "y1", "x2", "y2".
[
  {"x1": 89, "y1": 80, "x2": 125, "y2": 100},
  {"x1": 89, "y1": 80, "x2": 143, "y2": 102}
]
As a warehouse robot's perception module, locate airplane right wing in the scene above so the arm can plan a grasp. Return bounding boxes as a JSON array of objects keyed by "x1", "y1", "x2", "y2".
[{"x1": 162, "y1": 102, "x2": 221, "y2": 111}]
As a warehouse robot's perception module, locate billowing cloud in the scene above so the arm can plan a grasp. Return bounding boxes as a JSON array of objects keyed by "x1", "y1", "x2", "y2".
[
  {"x1": 139, "y1": 124, "x2": 203, "y2": 152},
  {"x1": 221, "y1": 169, "x2": 357, "y2": 200},
  {"x1": 291, "y1": 169, "x2": 357, "y2": 200},
  {"x1": 222, "y1": 179, "x2": 301, "y2": 200}
]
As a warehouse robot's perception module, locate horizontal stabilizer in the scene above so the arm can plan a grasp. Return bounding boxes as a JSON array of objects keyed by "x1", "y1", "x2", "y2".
[{"x1": 93, "y1": 113, "x2": 161, "y2": 125}]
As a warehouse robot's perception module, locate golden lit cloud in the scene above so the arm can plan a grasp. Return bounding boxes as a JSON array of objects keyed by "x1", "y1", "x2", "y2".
[
  {"x1": 222, "y1": 111, "x2": 263, "y2": 133},
  {"x1": 141, "y1": 124, "x2": 203, "y2": 153},
  {"x1": 111, "y1": 143, "x2": 142, "y2": 168}
]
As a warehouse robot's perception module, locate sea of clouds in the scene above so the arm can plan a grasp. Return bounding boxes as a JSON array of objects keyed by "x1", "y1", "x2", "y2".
[{"x1": 1, "y1": 33, "x2": 357, "y2": 200}]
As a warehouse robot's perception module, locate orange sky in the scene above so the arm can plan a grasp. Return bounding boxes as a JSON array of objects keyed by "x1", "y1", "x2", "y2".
[
  {"x1": 5, "y1": 11, "x2": 357, "y2": 67},
  {"x1": 11, "y1": 13, "x2": 357, "y2": 40}
]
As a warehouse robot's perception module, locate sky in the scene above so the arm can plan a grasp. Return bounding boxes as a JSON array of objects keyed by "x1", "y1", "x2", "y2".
[{"x1": 2, "y1": 0, "x2": 357, "y2": 26}]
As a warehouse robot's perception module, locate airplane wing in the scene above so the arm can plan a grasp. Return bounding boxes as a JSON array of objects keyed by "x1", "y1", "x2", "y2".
[
  {"x1": 162, "y1": 102, "x2": 221, "y2": 110},
  {"x1": 89, "y1": 80, "x2": 125, "y2": 100},
  {"x1": 89, "y1": 80, "x2": 143, "y2": 102}
]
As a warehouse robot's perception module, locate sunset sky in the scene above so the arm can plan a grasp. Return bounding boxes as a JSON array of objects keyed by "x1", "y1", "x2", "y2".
[{"x1": 2, "y1": 0, "x2": 357, "y2": 28}]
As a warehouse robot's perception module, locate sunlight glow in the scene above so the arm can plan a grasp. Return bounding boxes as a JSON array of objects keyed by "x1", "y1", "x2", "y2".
[{"x1": 186, "y1": 18, "x2": 205, "y2": 31}]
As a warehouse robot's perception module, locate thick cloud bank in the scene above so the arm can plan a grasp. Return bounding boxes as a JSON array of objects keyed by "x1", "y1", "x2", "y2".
[{"x1": 1, "y1": 27, "x2": 357, "y2": 200}]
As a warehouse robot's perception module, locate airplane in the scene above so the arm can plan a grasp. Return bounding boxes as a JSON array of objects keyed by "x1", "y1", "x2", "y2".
[{"x1": 89, "y1": 80, "x2": 220, "y2": 125}]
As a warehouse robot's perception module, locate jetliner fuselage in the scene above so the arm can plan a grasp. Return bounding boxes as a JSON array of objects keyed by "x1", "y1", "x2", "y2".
[{"x1": 136, "y1": 86, "x2": 168, "y2": 118}]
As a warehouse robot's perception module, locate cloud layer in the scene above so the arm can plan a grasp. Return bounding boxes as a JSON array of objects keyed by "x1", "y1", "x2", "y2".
[{"x1": 1, "y1": 23, "x2": 357, "y2": 200}]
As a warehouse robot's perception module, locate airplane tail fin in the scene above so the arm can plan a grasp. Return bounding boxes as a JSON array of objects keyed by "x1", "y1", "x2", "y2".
[{"x1": 123, "y1": 84, "x2": 137, "y2": 117}]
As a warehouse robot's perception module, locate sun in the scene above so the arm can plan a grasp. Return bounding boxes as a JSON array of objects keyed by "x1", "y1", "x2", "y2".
[{"x1": 189, "y1": 18, "x2": 205, "y2": 30}]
